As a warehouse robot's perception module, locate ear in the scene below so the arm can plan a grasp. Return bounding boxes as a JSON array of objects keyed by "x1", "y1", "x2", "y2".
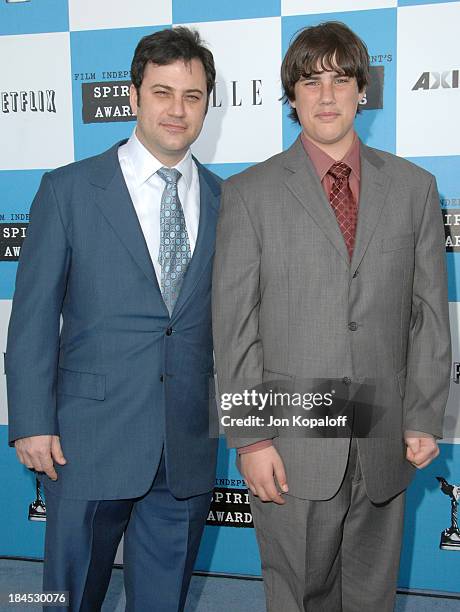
[
  {"x1": 289, "y1": 98, "x2": 296, "y2": 109},
  {"x1": 358, "y1": 88, "x2": 366, "y2": 104},
  {"x1": 129, "y1": 84, "x2": 138, "y2": 116}
]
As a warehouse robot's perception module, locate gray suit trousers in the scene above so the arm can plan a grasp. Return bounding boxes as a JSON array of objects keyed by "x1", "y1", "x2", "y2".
[{"x1": 250, "y1": 440, "x2": 405, "y2": 612}]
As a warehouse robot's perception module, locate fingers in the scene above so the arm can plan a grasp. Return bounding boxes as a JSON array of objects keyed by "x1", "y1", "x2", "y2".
[
  {"x1": 51, "y1": 435, "x2": 67, "y2": 465},
  {"x1": 405, "y1": 437, "x2": 420, "y2": 457},
  {"x1": 413, "y1": 443, "x2": 439, "y2": 469},
  {"x1": 40, "y1": 455, "x2": 59, "y2": 481},
  {"x1": 243, "y1": 478, "x2": 257, "y2": 497},
  {"x1": 15, "y1": 444, "x2": 33, "y2": 469},
  {"x1": 241, "y1": 447, "x2": 288, "y2": 505},
  {"x1": 405, "y1": 437, "x2": 439, "y2": 469},
  {"x1": 405, "y1": 445, "x2": 418, "y2": 464},
  {"x1": 253, "y1": 479, "x2": 286, "y2": 505},
  {"x1": 273, "y1": 456, "x2": 289, "y2": 494},
  {"x1": 14, "y1": 435, "x2": 62, "y2": 481},
  {"x1": 244, "y1": 478, "x2": 285, "y2": 504}
]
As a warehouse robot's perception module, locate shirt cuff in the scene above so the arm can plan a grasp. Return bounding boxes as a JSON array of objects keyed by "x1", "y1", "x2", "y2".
[
  {"x1": 404, "y1": 430, "x2": 436, "y2": 440},
  {"x1": 237, "y1": 440, "x2": 273, "y2": 455}
]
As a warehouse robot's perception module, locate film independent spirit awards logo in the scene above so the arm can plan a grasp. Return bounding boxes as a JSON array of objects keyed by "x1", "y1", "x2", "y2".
[
  {"x1": 207, "y1": 486, "x2": 253, "y2": 528},
  {"x1": 26, "y1": 480, "x2": 255, "y2": 527},
  {"x1": 0, "y1": 223, "x2": 28, "y2": 261},
  {"x1": 443, "y1": 210, "x2": 460, "y2": 252}
]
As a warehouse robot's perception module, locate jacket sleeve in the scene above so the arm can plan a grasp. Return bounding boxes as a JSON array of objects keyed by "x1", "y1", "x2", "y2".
[
  {"x1": 403, "y1": 176, "x2": 451, "y2": 438},
  {"x1": 6, "y1": 172, "x2": 71, "y2": 445},
  {"x1": 212, "y1": 179, "x2": 277, "y2": 448}
]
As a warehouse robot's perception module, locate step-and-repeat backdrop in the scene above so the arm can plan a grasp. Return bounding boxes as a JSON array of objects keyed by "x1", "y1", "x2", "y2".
[{"x1": 1, "y1": 0, "x2": 460, "y2": 592}]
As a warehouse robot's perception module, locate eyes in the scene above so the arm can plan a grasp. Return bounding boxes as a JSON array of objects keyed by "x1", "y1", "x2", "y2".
[
  {"x1": 302, "y1": 76, "x2": 351, "y2": 87},
  {"x1": 152, "y1": 89, "x2": 202, "y2": 102}
]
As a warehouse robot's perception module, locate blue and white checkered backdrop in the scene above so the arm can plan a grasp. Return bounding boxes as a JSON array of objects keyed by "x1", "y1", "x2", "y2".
[{"x1": 1, "y1": 0, "x2": 459, "y2": 592}]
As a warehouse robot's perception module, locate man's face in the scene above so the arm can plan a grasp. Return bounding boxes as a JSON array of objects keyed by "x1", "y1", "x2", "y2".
[
  {"x1": 130, "y1": 58, "x2": 208, "y2": 166},
  {"x1": 290, "y1": 66, "x2": 364, "y2": 155}
]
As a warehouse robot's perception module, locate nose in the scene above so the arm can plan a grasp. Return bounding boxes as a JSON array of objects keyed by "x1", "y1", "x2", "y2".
[
  {"x1": 168, "y1": 95, "x2": 186, "y2": 117},
  {"x1": 319, "y1": 80, "x2": 335, "y2": 104}
]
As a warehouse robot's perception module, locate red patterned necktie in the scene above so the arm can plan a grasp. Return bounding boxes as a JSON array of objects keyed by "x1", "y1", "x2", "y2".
[{"x1": 327, "y1": 162, "x2": 358, "y2": 259}]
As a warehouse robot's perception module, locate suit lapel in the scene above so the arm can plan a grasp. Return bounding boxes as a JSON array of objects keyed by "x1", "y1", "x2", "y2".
[
  {"x1": 89, "y1": 141, "x2": 162, "y2": 294},
  {"x1": 171, "y1": 161, "x2": 220, "y2": 321},
  {"x1": 284, "y1": 138, "x2": 350, "y2": 264},
  {"x1": 283, "y1": 137, "x2": 391, "y2": 270},
  {"x1": 351, "y1": 144, "x2": 391, "y2": 271},
  {"x1": 89, "y1": 143, "x2": 219, "y2": 319}
]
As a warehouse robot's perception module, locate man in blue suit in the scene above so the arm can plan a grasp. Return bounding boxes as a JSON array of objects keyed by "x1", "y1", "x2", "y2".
[{"x1": 6, "y1": 27, "x2": 221, "y2": 611}]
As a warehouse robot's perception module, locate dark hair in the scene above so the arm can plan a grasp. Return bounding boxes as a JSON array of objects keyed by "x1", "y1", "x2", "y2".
[
  {"x1": 281, "y1": 21, "x2": 370, "y2": 123},
  {"x1": 131, "y1": 27, "x2": 216, "y2": 103}
]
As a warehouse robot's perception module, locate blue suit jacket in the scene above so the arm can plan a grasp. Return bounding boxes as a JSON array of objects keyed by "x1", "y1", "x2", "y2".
[{"x1": 6, "y1": 140, "x2": 221, "y2": 500}]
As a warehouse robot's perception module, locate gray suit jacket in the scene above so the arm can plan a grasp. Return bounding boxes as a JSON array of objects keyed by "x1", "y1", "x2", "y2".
[{"x1": 212, "y1": 136, "x2": 450, "y2": 503}]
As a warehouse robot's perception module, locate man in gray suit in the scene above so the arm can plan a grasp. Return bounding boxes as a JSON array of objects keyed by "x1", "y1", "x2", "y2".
[{"x1": 212, "y1": 22, "x2": 450, "y2": 611}]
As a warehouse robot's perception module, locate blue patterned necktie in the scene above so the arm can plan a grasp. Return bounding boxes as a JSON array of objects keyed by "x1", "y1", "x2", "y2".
[{"x1": 157, "y1": 167, "x2": 192, "y2": 314}]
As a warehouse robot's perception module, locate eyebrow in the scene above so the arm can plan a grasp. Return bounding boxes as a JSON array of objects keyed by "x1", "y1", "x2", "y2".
[
  {"x1": 301, "y1": 70, "x2": 347, "y2": 79},
  {"x1": 150, "y1": 83, "x2": 204, "y2": 95}
]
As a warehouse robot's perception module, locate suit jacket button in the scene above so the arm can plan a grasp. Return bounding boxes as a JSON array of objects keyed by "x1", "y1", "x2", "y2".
[
  {"x1": 342, "y1": 376, "x2": 352, "y2": 385},
  {"x1": 352, "y1": 270, "x2": 359, "y2": 278},
  {"x1": 160, "y1": 375, "x2": 164, "y2": 382},
  {"x1": 348, "y1": 322, "x2": 358, "y2": 331},
  {"x1": 165, "y1": 327, "x2": 173, "y2": 336}
]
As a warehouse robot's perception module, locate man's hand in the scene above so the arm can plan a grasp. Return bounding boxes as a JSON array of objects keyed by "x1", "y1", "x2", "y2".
[
  {"x1": 15, "y1": 435, "x2": 67, "y2": 481},
  {"x1": 405, "y1": 432, "x2": 439, "y2": 469},
  {"x1": 240, "y1": 446, "x2": 288, "y2": 504}
]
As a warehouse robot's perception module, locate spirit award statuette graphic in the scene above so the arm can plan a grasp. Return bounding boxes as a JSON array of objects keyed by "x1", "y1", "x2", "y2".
[
  {"x1": 436, "y1": 476, "x2": 460, "y2": 551},
  {"x1": 28, "y1": 477, "x2": 46, "y2": 522}
]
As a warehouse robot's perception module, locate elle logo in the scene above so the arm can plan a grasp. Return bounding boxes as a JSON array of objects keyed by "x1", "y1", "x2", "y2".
[{"x1": 211, "y1": 80, "x2": 263, "y2": 108}]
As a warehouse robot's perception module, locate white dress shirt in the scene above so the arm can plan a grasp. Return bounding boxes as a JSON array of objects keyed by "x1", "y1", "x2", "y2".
[{"x1": 118, "y1": 130, "x2": 200, "y2": 285}]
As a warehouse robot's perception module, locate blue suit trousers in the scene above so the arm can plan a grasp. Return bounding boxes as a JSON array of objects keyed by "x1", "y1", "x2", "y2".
[{"x1": 43, "y1": 453, "x2": 212, "y2": 612}]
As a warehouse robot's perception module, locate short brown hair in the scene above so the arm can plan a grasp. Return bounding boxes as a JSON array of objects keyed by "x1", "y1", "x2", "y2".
[
  {"x1": 131, "y1": 27, "x2": 216, "y2": 107},
  {"x1": 281, "y1": 21, "x2": 370, "y2": 124}
]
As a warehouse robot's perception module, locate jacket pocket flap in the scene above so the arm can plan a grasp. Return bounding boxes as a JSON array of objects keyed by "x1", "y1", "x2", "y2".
[
  {"x1": 381, "y1": 233, "x2": 414, "y2": 253},
  {"x1": 57, "y1": 368, "x2": 105, "y2": 401}
]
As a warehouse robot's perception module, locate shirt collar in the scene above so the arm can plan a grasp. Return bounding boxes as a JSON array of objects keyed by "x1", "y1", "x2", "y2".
[
  {"x1": 122, "y1": 129, "x2": 193, "y2": 189},
  {"x1": 300, "y1": 132, "x2": 361, "y2": 181}
]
